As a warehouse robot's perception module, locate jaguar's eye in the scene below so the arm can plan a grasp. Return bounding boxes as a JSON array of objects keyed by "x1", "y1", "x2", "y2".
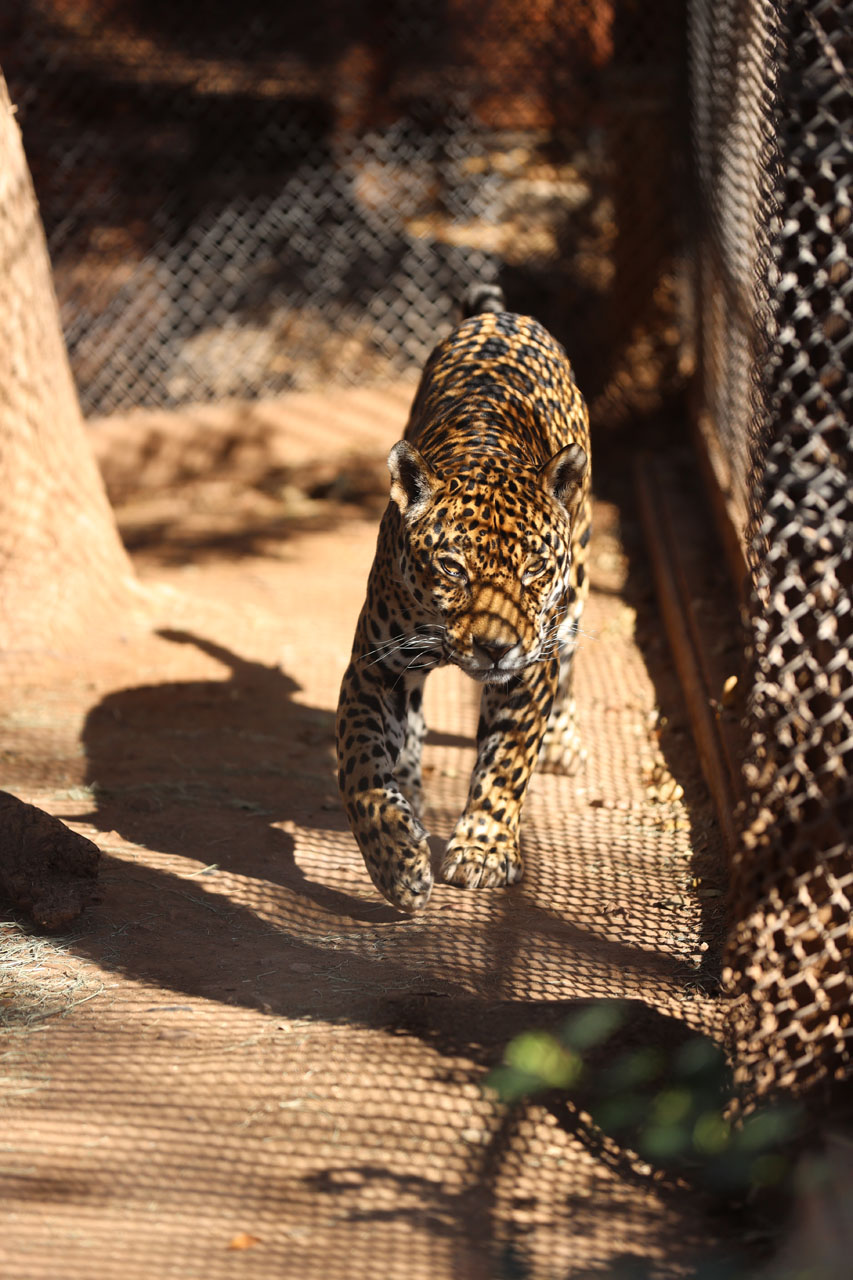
[
  {"x1": 436, "y1": 555, "x2": 468, "y2": 583},
  {"x1": 522, "y1": 557, "x2": 549, "y2": 584}
]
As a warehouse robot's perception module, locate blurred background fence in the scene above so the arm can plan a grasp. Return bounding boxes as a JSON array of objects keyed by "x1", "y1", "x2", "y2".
[
  {"x1": 2, "y1": 0, "x2": 686, "y2": 420},
  {"x1": 2, "y1": 0, "x2": 851, "y2": 1111}
]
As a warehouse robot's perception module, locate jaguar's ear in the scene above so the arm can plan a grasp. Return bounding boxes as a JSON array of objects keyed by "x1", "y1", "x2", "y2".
[
  {"x1": 388, "y1": 441, "x2": 439, "y2": 521},
  {"x1": 539, "y1": 443, "x2": 588, "y2": 512}
]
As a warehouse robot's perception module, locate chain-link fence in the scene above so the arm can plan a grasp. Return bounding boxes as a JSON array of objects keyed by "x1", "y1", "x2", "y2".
[
  {"x1": 690, "y1": 0, "x2": 853, "y2": 1104},
  {"x1": 3, "y1": 0, "x2": 685, "y2": 419}
]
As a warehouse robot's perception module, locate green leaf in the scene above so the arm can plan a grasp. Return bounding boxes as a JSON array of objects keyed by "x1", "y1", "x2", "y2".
[
  {"x1": 560, "y1": 1002, "x2": 626, "y2": 1051},
  {"x1": 601, "y1": 1046, "x2": 664, "y2": 1092},
  {"x1": 484, "y1": 1064, "x2": 545, "y2": 1103},
  {"x1": 693, "y1": 1111, "x2": 731, "y2": 1156},
  {"x1": 641, "y1": 1122, "x2": 690, "y2": 1160},
  {"x1": 736, "y1": 1105, "x2": 801, "y2": 1153},
  {"x1": 648, "y1": 1087, "x2": 693, "y2": 1128},
  {"x1": 503, "y1": 1031, "x2": 582, "y2": 1090}
]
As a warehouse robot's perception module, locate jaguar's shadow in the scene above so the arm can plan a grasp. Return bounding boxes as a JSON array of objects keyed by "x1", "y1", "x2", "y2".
[{"x1": 75, "y1": 627, "x2": 398, "y2": 925}]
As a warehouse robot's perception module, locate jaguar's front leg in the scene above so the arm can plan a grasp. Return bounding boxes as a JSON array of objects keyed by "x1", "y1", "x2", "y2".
[
  {"x1": 395, "y1": 675, "x2": 428, "y2": 823},
  {"x1": 440, "y1": 656, "x2": 559, "y2": 890},
  {"x1": 337, "y1": 659, "x2": 433, "y2": 913}
]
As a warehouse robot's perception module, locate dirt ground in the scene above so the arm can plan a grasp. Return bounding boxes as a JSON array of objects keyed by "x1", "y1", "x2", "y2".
[{"x1": 0, "y1": 385, "x2": 731, "y2": 1279}]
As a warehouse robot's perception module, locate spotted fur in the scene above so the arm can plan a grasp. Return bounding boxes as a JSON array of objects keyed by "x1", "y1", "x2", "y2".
[{"x1": 336, "y1": 299, "x2": 591, "y2": 912}]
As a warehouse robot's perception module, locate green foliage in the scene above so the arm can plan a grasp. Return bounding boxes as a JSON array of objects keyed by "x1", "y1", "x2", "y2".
[{"x1": 486, "y1": 1002, "x2": 803, "y2": 1195}]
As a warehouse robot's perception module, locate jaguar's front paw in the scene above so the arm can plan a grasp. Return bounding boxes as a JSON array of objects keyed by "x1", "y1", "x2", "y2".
[
  {"x1": 440, "y1": 840, "x2": 523, "y2": 889},
  {"x1": 439, "y1": 814, "x2": 523, "y2": 890},
  {"x1": 367, "y1": 837, "x2": 433, "y2": 914}
]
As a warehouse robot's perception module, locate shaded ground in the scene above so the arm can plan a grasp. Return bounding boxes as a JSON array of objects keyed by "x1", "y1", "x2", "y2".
[{"x1": 0, "y1": 387, "x2": 731, "y2": 1279}]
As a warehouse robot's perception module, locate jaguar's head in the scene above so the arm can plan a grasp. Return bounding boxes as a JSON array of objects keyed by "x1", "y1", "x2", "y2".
[{"x1": 387, "y1": 438, "x2": 588, "y2": 683}]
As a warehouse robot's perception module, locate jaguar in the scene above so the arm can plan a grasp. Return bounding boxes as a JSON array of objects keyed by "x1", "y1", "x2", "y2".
[{"x1": 336, "y1": 284, "x2": 591, "y2": 912}]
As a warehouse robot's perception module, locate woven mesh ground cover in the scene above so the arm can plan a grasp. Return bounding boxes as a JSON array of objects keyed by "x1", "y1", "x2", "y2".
[{"x1": 0, "y1": 391, "x2": 727, "y2": 1279}]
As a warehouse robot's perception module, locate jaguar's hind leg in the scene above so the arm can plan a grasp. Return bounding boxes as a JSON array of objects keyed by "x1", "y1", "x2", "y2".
[{"x1": 539, "y1": 636, "x2": 585, "y2": 775}]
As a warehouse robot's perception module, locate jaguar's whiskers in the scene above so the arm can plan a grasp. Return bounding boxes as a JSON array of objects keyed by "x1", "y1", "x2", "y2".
[{"x1": 358, "y1": 624, "x2": 447, "y2": 671}]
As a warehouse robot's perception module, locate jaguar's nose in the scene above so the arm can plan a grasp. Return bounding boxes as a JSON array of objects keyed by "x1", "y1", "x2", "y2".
[{"x1": 473, "y1": 637, "x2": 514, "y2": 666}]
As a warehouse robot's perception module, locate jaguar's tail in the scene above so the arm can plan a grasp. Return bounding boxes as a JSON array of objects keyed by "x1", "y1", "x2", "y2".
[{"x1": 461, "y1": 281, "x2": 506, "y2": 318}]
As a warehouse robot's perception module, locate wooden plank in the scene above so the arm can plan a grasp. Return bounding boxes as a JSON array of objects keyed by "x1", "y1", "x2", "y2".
[
  {"x1": 693, "y1": 411, "x2": 751, "y2": 603},
  {"x1": 635, "y1": 456, "x2": 742, "y2": 857}
]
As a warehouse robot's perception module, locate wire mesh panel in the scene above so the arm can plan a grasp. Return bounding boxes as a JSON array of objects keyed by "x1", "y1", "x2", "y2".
[
  {"x1": 3, "y1": 0, "x2": 686, "y2": 418},
  {"x1": 689, "y1": 0, "x2": 778, "y2": 535},
  {"x1": 690, "y1": 0, "x2": 853, "y2": 1102}
]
